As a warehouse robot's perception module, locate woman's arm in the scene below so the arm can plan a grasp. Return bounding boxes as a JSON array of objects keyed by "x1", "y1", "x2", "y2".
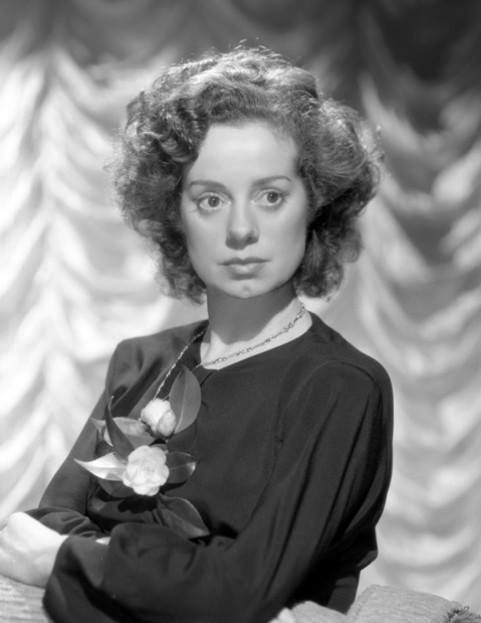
[
  {"x1": 24, "y1": 387, "x2": 111, "y2": 538},
  {"x1": 25, "y1": 343, "x2": 127, "y2": 538},
  {"x1": 25, "y1": 325, "x2": 202, "y2": 539},
  {"x1": 42, "y1": 362, "x2": 393, "y2": 623}
]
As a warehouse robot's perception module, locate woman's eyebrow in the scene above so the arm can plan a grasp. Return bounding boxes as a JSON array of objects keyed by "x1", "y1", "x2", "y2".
[
  {"x1": 187, "y1": 180, "x2": 226, "y2": 190},
  {"x1": 187, "y1": 175, "x2": 292, "y2": 189},
  {"x1": 252, "y1": 175, "x2": 292, "y2": 186}
]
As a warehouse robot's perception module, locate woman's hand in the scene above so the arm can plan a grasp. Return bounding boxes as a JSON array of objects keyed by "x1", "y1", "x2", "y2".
[
  {"x1": 0, "y1": 512, "x2": 67, "y2": 587},
  {"x1": 269, "y1": 608, "x2": 296, "y2": 623}
]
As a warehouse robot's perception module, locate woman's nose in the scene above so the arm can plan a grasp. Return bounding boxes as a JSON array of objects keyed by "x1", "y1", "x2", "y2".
[{"x1": 225, "y1": 203, "x2": 259, "y2": 248}]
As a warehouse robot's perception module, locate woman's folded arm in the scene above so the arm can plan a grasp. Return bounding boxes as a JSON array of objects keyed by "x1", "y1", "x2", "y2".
[{"x1": 43, "y1": 364, "x2": 393, "y2": 623}]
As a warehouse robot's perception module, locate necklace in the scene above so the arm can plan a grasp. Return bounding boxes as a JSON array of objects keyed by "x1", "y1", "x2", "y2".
[
  {"x1": 154, "y1": 327, "x2": 206, "y2": 398},
  {"x1": 153, "y1": 303, "x2": 307, "y2": 396},
  {"x1": 198, "y1": 303, "x2": 307, "y2": 369}
]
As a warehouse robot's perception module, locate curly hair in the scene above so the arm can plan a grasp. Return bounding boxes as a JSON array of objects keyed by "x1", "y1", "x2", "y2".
[{"x1": 113, "y1": 45, "x2": 381, "y2": 301}]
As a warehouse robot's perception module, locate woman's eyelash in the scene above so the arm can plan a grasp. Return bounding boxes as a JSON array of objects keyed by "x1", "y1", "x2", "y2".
[
  {"x1": 194, "y1": 189, "x2": 287, "y2": 210},
  {"x1": 196, "y1": 193, "x2": 225, "y2": 210},
  {"x1": 258, "y1": 189, "x2": 287, "y2": 204}
]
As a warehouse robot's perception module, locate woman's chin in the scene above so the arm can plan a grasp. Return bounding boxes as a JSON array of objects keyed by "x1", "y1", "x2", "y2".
[{"x1": 206, "y1": 280, "x2": 293, "y2": 302}]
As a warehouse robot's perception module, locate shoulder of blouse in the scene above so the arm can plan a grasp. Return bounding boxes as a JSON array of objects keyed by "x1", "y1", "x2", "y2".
[
  {"x1": 303, "y1": 312, "x2": 392, "y2": 398},
  {"x1": 102, "y1": 320, "x2": 208, "y2": 395},
  {"x1": 272, "y1": 313, "x2": 393, "y2": 440},
  {"x1": 276, "y1": 315, "x2": 393, "y2": 449},
  {"x1": 111, "y1": 319, "x2": 207, "y2": 365}
]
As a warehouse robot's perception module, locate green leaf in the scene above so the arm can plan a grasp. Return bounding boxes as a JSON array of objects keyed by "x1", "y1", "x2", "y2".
[
  {"x1": 96, "y1": 440, "x2": 114, "y2": 456},
  {"x1": 166, "y1": 452, "x2": 197, "y2": 484},
  {"x1": 96, "y1": 478, "x2": 134, "y2": 498},
  {"x1": 92, "y1": 416, "x2": 154, "y2": 449},
  {"x1": 91, "y1": 419, "x2": 114, "y2": 450},
  {"x1": 113, "y1": 417, "x2": 148, "y2": 437},
  {"x1": 169, "y1": 366, "x2": 201, "y2": 434},
  {"x1": 105, "y1": 397, "x2": 135, "y2": 459},
  {"x1": 157, "y1": 494, "x2": 209, "y2": 539},
  {"x1": 91, "y1": 418, "x2": 106, "y2": 435},
  {"x1": 113, "y1": 417, "x2": 155, "y2": 448},
  {"x1": 75, "y1": 453, "x2": 127, "y2": 481}
]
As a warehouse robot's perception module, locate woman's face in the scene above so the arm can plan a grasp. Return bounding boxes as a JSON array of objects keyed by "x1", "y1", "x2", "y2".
[{"x1": 180, "y1": 120, "x2": 309, "y2": 300}]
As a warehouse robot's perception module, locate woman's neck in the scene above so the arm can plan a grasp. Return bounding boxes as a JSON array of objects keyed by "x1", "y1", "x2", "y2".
[{"x1": 200, "y1": 284, "x2": 312, "y2": 367}]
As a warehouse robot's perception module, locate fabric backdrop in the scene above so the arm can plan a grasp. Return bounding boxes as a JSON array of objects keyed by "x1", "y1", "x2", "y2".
[{"x1": 1, "y1": 0, "x2": 481, "y2": 611}]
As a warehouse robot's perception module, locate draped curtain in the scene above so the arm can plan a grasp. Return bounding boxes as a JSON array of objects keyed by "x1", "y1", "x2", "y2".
[{"x1": 1, "y1": 0, "x2": 480, "y2": 611}]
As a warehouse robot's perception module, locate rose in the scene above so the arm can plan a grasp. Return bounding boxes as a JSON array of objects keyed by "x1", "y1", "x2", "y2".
[
  {"x1": 121, "y1": 445, "x2": 170, "y2": 496},
  {"x1": 140, "y1": 398, "x2": 177, "y2": 438}
]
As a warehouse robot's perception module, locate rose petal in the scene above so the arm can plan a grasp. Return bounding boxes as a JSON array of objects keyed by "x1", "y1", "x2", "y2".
[{"x1": 121, "y1": 446, "x2": 170, "y2": 496}]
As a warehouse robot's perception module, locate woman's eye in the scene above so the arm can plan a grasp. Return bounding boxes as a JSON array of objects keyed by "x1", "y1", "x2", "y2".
[
  {"x1": 258, "y1": 190, "x2": 285, "y2": 207},
  {"x1": 197, "y1": 194, "x2": 223, "y2": 211}
]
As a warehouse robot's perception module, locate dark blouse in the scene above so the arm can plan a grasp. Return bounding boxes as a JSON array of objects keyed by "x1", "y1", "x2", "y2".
[{"x1": 28, "y1": 312, "x2": 393, "y2": 623}]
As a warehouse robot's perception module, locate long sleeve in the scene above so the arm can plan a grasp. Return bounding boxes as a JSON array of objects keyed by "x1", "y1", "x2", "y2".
[
  {"x1": 26, "y1": 350, "x2": 120, "y2": 538},
  {"x1": 26, "y1": 323, "x2": 201, "y2": 538},
  {"x1": 25, "y1": 323, "x2": 201, "y2": 539},
  {"x1": 43, "y1": 359, "x2": 393, "y2": 623}
]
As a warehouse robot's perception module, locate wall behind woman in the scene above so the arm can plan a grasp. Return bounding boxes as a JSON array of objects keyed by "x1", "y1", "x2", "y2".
[{"x1": 1, "y1": 0, "x2": 480, "y2": 611}]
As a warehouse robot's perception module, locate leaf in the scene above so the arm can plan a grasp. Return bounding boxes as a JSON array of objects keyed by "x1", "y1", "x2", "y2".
[
  {"x1": 96, "y1": 478, "x2": 135, "y2": 499},
  {"x1": 157, "y1": 494, "x2": 210, "y2": 539},
  {"x1": 169, "y1": 366, "x2": 202, "y2": 435},
  {"x1": 105, "y1": 397, "x2": 135, "y2": 459},
  {"x1": 75, "y1": 453, "x2": 127, "y2": 481},
  {"x1": 91, "y1": 416, "x2": 153, "y2": 449},
  {"x1": 91, "y1": 418, "x2": 106, "y2": 435},
  {"x1": 166, "y1": 451, "x2": 195, "y2": 468},
  {"x1": 96, "y1": 440, "x2": 114, "y2": 456},
  {"x1": 126, "y1": 433, "x2": 157, "y2": 449},
  {"x1": 91, "y1": 418, "x2": 112, "y2": 447},
  {"x1": 166, "y1": 452, "x2": 197, "y2": 484},
  {"x1": 113, "y1": 417, "x2": 155, "y2": 448}
]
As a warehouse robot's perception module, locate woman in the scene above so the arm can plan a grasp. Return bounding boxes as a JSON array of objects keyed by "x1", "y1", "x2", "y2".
[{"x1": 0, "y1": 46, "x2": 392, "y2": 623}]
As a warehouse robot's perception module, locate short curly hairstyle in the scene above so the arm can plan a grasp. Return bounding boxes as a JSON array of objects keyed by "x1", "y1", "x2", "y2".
[{"x1": 113, "y1": 45, "x2": 381, "y2": 301}]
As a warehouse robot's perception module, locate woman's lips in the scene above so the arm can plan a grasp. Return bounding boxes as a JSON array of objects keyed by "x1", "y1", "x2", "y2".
[
  {"x1": 222, "y1": 257, "x2": 267, "y2": 265},
  {"x1": 221, "y1": 257, "x2": 267, "y2": 277}
]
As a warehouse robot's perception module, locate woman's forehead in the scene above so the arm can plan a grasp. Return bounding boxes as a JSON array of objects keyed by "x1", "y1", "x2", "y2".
[{"x1": 185, "y1": 121, "x2": 299, "y2": 182}]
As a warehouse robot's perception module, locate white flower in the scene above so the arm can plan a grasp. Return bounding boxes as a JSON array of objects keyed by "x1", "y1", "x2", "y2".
[
  {"x1": 140, "y1": 398, "x2": 177, "y2": 438},
  {"x1": 121, "y1": 445, "x2": 170, "y2": 496}
]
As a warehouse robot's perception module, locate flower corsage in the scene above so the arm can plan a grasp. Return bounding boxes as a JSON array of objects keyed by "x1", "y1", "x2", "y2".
[{"x1": 75, "y1": 366, "x2": 209, "y2": 540}]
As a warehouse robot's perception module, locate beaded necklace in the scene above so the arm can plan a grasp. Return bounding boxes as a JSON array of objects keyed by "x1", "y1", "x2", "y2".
[
  {"x1": 198, "y1": 303, "x2": 306, "y2": 369},
  {"x1": 154, "y1": 303, "x2": 306, "y2": 397}
]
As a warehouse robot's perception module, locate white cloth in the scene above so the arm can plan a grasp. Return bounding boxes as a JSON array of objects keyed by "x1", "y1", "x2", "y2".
[{"x1": 0, "y1": 575, "x2": 50, "y2": 623}]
